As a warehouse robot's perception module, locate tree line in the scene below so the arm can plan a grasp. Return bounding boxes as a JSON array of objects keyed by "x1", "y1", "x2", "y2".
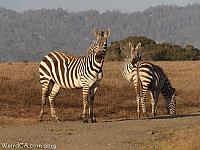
[
  {"x1": 106, "y1": 36, "x2": 200, "y2": 61},
  {"x1": 0, "y1": 4, "x2": 200, "y2": 61}
]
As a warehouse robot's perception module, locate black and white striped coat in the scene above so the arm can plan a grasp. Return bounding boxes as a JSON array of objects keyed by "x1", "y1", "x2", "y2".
[{"x1": 39, "y1": 29, "x2": 110, "y2": 123}]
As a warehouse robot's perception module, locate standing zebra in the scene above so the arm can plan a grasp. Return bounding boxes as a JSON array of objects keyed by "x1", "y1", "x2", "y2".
[
  {"x1": 121, "y1": 42, "x2": 176, "y2": 118},
  {"x1": 39, "y1": 29, "x2": 110, "y2": 123}
]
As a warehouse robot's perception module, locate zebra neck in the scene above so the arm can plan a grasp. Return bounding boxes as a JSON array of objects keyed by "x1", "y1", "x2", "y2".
[
  {"x1": 132, "y1": 61, "x2": 141, "y2": 68},
  {"x1": 86, "y1": 53, "x2": 103, "y2": 70},
  {"x1": 161, "y1": 78, "x2": 173, "y2": 98},
  {"x1": 87, "y1": 43, "x2": 105, "y2": 66},
  {"x1": 93, "y1": 53, "x2": 104, "y2": 68},
  {"x1": 87, "y1": 43, "x2": 96, "y2": 54}
]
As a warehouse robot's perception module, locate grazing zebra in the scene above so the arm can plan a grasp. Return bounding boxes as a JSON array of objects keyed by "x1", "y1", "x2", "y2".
[
  {"x1": 121, "y1": 42, "x2": 176, "y2": 118},
  {"x1": 39, "y1": 29, "x2": 110, "y2": 123}
]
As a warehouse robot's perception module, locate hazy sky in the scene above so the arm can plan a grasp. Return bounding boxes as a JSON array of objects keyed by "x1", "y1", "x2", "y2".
[{"x1": 0, "y1": 0, "x2": 199, "y2": 12}]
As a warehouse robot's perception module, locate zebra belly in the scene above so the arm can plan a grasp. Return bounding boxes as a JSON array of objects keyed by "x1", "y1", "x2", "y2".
[
  {"x1": 63, "y1": 76, "x2": 82, "y2": 89},
  {"x1": 73, "y1": 77, "x2": 83, "y2": 88},
  {"x1": 83, "y1": 72, "x2": 103, "y2": 87},
  {"x1": 50, "y1": 74, "x2": 82, "y2": 89}
]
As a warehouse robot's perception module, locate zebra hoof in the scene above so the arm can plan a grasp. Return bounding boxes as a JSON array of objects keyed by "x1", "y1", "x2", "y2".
[
  {"x1": 145, "y1": 114, "x2": 149, "y2": 118},
  {"x1": 91, "y1": 118, "x2": 97, "y2": 123},
  {"x1": 53, "y1": 117, "x2": 60, "y2": 122},
  {"x1": 89, "y1": 116, "x2": 97, "y2": 123},
  {"x1": 152, "y1": 113, "x2": 156, "y2": 118},
  {"x1": 83, "y1": 118, "x2": 88, "y2": 123},
  {"x1": 56, "y1": 118, "x2": 60, "y2": 122},
  {"x1": 137, "y1": 114, "x2": 140, "y2": 118},
  {"x1": 38, "y1": 117, "x2": 43, "y2": 122},
  {"x1": 38, "y1": 114, "x2": 44, "y2": 122}
]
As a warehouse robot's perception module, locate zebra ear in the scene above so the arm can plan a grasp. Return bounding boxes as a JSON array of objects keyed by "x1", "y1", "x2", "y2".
[
  {"x1": 128, "y1": 42, "x2": 133, "y2": 49},
  {"x1": 129, "y1": 42, "x2": 136, "y2": 59},
  {"x1": 119, "y1": 43, "x2": 130, "y2": 58},
  {"x1": 124, "y1": 58, "x2": 132, "y2": 65},
  {"x1": 172, "y1": 88, "x2": 177, "y2": 96},
  {"x1": 94, "y1": 29, "x2": 100, "y2": 38},
  {"x1": 135, "y1": 42, "x2": 142, "y2": 50},
  {"x1": 135, "y1": 42, "x2": 142, "y2": 59},
  {"x1": 124, "y1": 58, "x2": 129, "y2": 62},
  {"x1": 105, "y1": 29, "x2": 111, "y2": 38}
]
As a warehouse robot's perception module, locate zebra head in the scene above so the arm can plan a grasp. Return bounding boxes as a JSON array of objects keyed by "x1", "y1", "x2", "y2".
[
  {"x1": 168, "y1": 87, "x2": 176, "y2": 115},
  {"x1": 121, "y1": 42, "x2": 142, "y2": 82},
  {"x1": 94, "y1": 29, "x2": 110, "y2": 41},
  {"x1": 129, "y1": 42, "x2": 142, "y2": 64},
  {"x1": 93, "y1": 29, "x2": 111, "y2": 62},
  {"x1": 122, "y1": 58, "x2": 135, "y2": 83},
  {"x1": 120, "y1": 42, "x2": 142, "y2": 65}
]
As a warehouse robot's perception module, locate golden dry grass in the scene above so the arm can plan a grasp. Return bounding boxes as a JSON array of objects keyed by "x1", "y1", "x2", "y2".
[
  {"x1": 0, "y1": 61, "x2": 200, "y2": 122},
  {"x1": 143, "y1": 125, "x2": 200, "y2": 150},
  {"x1": 160, "y1": 126, "x2": 200, "y2": 150}
]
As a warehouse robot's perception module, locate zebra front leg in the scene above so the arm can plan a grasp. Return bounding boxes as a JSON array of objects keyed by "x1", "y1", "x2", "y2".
[
  {"x1": 154, "y1": 97, "x2": 159, "y2": 117},
  {"x1": 150, "y1": 90, "x2": 160, "y2": 117},
  {"x1": 88, "y1": 87, "x2": 97, "y2": 123},
  {"x1": 82, "y1": 87, "x2": 89, "y2": 123},
  {"x1": 49, "y1": 84, "x2": 60, "y2": 122}
]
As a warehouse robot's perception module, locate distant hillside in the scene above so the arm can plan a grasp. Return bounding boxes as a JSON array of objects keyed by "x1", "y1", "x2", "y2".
[{"x1": 0, "y1": 4, "x2": 200, "y2": 61}]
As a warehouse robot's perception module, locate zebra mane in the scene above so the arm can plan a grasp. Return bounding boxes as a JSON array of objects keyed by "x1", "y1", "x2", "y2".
[
  {"x1": 121, "y1": 58, "x2": 132, "y2": 74},
  {"x1": 152, "y1": 64, "x2": 175, "y2": 96},
  {"x1": 87, "y1": 40, "x2": 97, "y2": 55},
  {"x1": 123, "y1": 58, "x2": 131, "y2": 66}
]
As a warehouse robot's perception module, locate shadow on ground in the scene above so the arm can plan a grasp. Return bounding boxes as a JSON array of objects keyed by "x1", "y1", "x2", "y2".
[{"x1": 103, "y1": 112, "x2": 200, "y2": 122}]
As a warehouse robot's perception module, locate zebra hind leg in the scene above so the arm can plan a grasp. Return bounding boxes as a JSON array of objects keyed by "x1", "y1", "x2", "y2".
[
  {"x1": 48, "y1": 83, "x2": 60, "y2": 122},
  {"x1": 82, "y1": 86, "x2": 90, "y2": 123},
  {"x1": 136, "y1": 94, "x2": 140, "y2": 118},
  {"x1": 141, "y1": 90, "x2": 148, "y2": 118}
]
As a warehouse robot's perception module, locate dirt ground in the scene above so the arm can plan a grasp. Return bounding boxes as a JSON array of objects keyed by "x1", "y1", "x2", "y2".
[{"x1": 1, "y1": 113, "x2": 200, "y2": 150}]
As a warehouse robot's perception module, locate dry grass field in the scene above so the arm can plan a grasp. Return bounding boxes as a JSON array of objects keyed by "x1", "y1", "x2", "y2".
[
  {"x1": 0, "y1": 61, "x2": 200, "y2": 149},
  {"x1": 0, "y1": 61, "x2": 199, "y2": 121}
]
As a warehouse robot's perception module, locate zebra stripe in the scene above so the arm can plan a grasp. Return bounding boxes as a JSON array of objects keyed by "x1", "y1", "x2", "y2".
[
  {"x1": 122, "y1": 59, "x2": 176, "y2": 118},
  {"x1": 39, "y1": 29, "x2": 110, "y2": 123}
]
